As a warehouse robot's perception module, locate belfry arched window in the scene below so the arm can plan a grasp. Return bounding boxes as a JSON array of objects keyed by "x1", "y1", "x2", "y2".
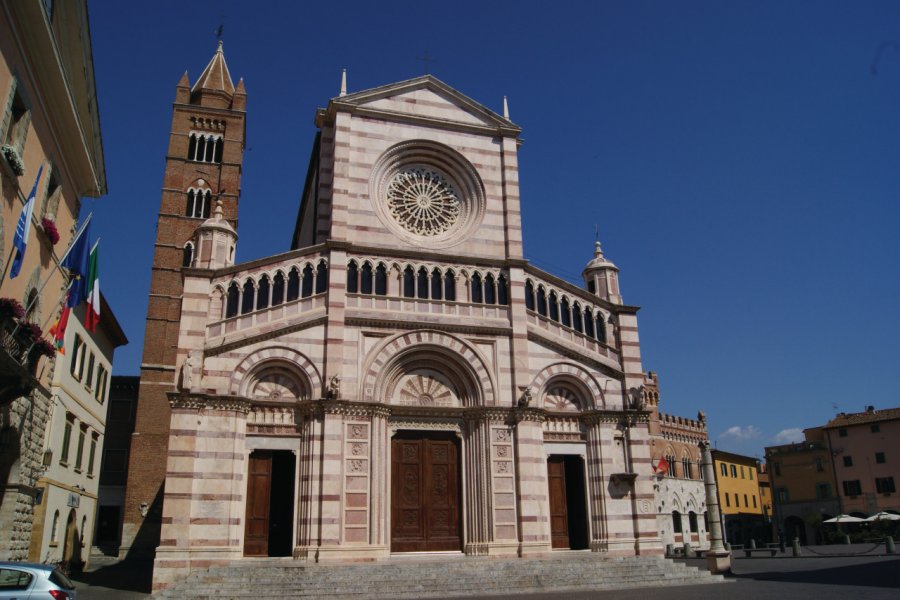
[
  {"x1": 186, "y1": 188, "x2": 212, "y2": 218},
  {"x1": 188, "y1": 133, "x2": 222, "y2": 164}
]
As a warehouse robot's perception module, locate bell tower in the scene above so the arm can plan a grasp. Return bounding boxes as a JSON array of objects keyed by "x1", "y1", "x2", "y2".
[{"x1": 121, "y1": 42, "x2": 246, "y2": 555}]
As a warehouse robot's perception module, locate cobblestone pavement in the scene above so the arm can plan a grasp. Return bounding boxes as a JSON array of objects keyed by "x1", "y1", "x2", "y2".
[{"x1": 71, "y1": 549, "x2": 900, "y2": 599}]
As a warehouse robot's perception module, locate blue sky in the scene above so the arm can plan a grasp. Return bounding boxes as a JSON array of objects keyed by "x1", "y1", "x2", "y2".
[{"x1": 86, "y1": 1, "x2": 900, "y2": 458}]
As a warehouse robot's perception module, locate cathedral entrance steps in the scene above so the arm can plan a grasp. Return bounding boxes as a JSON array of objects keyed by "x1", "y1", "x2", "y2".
[{"x1": 154, "y1": 553, "x2": 724, "y2": 598}]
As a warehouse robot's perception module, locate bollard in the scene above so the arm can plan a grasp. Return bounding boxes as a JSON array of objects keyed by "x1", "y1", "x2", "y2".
[
  {"x1": 665, "y1": 543, "x2": 674, "y2": 557},
  {"x1": 683, "y1": 542, "x2": 695, "y2": 558},
  {"x1": 779, "y1": 537, "x2": 786, "y2": 553},
  {"x1": 842, "y1": 534, "x2": 851, "y2": 545},
  {"x1": 725, "y1": 542, "x2": 731, "y2": 551},
  {"x1": 750, "y1": 539, "x2": 757, "y2": 549},
  {"x1": 886, "y1": 536, "x2": 895, "y2": 554},
  {"x1": 792, "y1": 538, "x2": 801, "y2": 557}
]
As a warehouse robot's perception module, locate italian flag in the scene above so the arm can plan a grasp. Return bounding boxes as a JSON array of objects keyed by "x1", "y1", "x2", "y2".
[{"x1": 85, "y1": 241, "x2": 100, "y2": 332}]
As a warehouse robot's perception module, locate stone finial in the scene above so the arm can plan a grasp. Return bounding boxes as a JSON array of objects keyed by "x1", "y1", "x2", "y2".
[
  {"x1": 340, "y1": 69, "x2": 347, "y2": 97},
  {"x1": 503, "y1": 95, "x2": 509, "y2": 120},
  {"x1": 213, "y1": 198, "x2": 224, "y2": 220},
  {"x1": 594, "y1": 239, "x2": 604, "y2": 259}
]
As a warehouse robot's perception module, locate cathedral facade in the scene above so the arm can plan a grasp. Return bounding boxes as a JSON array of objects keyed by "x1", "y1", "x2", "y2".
[{"x1": 127, "y1": 46, "x2": 665, "y2": 591}]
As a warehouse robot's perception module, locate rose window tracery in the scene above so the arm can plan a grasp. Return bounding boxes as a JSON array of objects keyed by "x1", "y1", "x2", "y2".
[{"x1": 386, "y1": 167, "x2": 461, "y2": 236}]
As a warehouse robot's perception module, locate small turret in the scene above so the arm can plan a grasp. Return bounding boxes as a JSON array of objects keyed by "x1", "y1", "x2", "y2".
[
  {"x1": 193, "y1": 199, "x2": 238, "y2": 269},
  {"x1": 582, "y1": 240, "x2": 622, "y2": 304}
]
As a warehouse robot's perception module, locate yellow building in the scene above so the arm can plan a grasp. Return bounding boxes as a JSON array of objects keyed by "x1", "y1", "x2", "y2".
[{"x1": 711, "y1": 449, "x2": 770, "y2": 545}]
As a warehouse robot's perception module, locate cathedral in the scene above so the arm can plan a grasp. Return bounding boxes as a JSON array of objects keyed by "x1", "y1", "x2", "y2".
[{"x1": 121, "y1": 44, "x2": 667, "y2": 591}]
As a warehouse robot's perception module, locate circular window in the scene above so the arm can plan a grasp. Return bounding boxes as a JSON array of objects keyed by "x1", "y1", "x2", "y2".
[{"x1": 371, "y1": 141, "x2": 485, "y2": 248}]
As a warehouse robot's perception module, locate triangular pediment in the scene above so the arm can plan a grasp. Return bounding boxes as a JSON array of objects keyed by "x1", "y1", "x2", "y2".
[{"x1": 333, "y1": 75, "x2": 519, "y2": 132}]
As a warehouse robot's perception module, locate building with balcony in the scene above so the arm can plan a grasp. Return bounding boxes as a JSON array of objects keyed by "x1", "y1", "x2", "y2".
[
  {"x1": 711, "y1": 449, "x2": 769, "y2": 546},
  {"x1": 122, "y1": 44, "x2": 672, "y2": 592},
  {"x1": 643, "y1": 372, "x2": 710, "y2": 553},
  {"x1": 28, "y1": 298, "x2": 126, "y2": 569},
  {"x1": 0, "y1": 0, "x2": 106, "y2": 561}
]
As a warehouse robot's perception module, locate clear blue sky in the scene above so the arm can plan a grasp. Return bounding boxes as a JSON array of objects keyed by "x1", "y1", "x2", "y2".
[{"x1": 86, "y1": 1, "x2": 900, "y2": 458}]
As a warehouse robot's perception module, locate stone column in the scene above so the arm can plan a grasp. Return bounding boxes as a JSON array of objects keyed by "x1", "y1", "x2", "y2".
[
  {"x1": 513, "y1": 409, "x2": 551, "y2": 556},
  {"x1": 462, "y1": 416, "x2": 492, "y2": 556},
  {"x1": 584, "y1": 418, "x2": 609, "y2": 552},
  {"x1": 700, "y1": 440, "x2": 731, "y2": 573},
  {"x1": 294, "y1": 408, "x2": 321, "y2": 559}
]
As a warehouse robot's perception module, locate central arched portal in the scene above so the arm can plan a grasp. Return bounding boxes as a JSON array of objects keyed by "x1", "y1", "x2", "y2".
[{"x1": 390, "y1": 430, "x2": 462, "y2": 552}]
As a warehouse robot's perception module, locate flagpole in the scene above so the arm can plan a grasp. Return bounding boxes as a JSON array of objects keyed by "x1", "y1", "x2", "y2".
[
  {"x1": 12, "y1": 213, "x2": 92, "y2": 337},
  {"x1": 0, "y1": 245, "x2": 17, "y2": 284}
]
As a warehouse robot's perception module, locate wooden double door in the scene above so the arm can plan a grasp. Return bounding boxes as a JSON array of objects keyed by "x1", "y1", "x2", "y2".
[
  {"x1": 391, "y1": 431, "x2": 462, "y2": 552},
  {"x1": 244, "y1": 450, "x2": 295, "y2": 557},
  {"x1": 547, "y1": 455, "x2": 589, "y2": 550}
]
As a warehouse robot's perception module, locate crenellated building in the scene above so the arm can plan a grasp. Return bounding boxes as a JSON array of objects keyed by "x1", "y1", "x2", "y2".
[
  {"x1": 644, "y1": 372, "x2": 711, "y2": 553},
  {"x1": 122, "y1": 44, "x2": 673, "y2": 592}
]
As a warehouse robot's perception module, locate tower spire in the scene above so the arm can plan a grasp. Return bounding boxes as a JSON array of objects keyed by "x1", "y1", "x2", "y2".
[{"x1": 340, "y1": 68, "x2": 347, "y2": 97}]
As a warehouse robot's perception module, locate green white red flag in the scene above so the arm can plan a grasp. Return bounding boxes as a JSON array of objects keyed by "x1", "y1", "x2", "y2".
[{"x1": 85, "y1": 241, "x2": 100, "y2": 332}]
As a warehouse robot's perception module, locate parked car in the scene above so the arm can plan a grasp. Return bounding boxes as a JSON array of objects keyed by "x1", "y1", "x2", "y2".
[{"x1": 0, "y1": 562, "x2": 76, "y2": 599}]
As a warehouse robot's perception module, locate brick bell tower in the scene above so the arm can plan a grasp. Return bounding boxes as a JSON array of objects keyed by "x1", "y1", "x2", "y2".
[{"x1": 121, "y1": 42, "x2": 246, "y2": 555}]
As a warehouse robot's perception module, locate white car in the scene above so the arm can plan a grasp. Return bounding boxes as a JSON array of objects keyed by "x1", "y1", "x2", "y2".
[{"x1": 0, "y1": 562, "x2": 76, "y2": 599}]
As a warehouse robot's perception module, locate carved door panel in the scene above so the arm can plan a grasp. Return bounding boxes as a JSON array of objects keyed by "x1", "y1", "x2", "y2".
[
  {"x1": 391, "y1": 433, "x2": 461, "y2": 552},
  {"x1": 547, "y1": 456, "x2": 570, "y2": 549},
  {"x1": 244, "y1": 451, "x2": 272, "y2": 556}
]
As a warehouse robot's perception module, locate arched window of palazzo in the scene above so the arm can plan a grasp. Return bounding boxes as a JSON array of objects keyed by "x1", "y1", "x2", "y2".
[
  {"x1": 346, "y1": 261, "x2": 359, "y2": 293},
  {"x1": 256, "y1": 275, "x2": 270, "y2": 311},
  {"x1": 241, "y1": 280, "x2": 255, "y2": 314},
  {"x1": 536, "y1": 286, "x2": 547, "y2": 316},
  {"x1": 403, "y1": 266, "x2": 415, "y2": 298},
  {"x1": 301, "y1": 264, "x2": 314, "y2": 298},
  {"x1": 689, "y1": 511, "x2": 699, "y2": 533},
  {"x1": 572, "y1": 302, "x2": 583, "y2": 333},
  {"x1": 583, "y1": 307, "x2": 595, "y2": 338},
  {"x1": 287, "y1": 268, "x2": 300, "y2": 301},
  {"x1": 417, "y1": 267, "x2": 429, "y2": 299},
  {"x1": 471, "y1": 273, "x2": 483, "y2": 303},
  {"x1": 498, "y1": 274, "x2": 508, "y2": 305},
  {"x1": 316, "y1": 260, "x2": 328, "y2": 294},
  {"x1": 360, "y1": 262, "x2": 373, "y2": 295},
  {"x1": 225, "y1": 282, "x2": 239, "y2": 318},
  {"x1": 525, "y1": 280, "x2": 535, "y2": 310},
  {"x1": 272, "y1": 272, "x2": 285, "y2": 306},
  {"x1": 375, "y1": 263, "x2": 387, "y2": 295},
  {"x1": 431, "y1": 268, "x2": 443, "y2": 300},
  {"x1": 560, "y1": 297, "x2": 571, "y2": 327},
  {"x1": 672, "y1": 511, "x2": 682, "y2": 534},
  {"x1": 682, "y1": 456, "x2": 694, "y2": 479},
  {"x1": 182, "y1": 242, "x2": 194, "y2": 268},
  {"x1": 548, "y1": 291, "x2": 559, "y2": 322},
  {"x1": 484, "y1": 273, "x2": 496, "y2": 304},
  {"x1": 444, "y1": 269, "x2": 456, "y2": 301}
]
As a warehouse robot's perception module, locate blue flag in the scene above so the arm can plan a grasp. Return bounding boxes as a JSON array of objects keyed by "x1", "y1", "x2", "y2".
[
  {"x1": 61, "y1": 219, "x2": 92, "y2": 308},
  {"x1": 9, "y1": 165, "x2": 43, "y2": 279}
]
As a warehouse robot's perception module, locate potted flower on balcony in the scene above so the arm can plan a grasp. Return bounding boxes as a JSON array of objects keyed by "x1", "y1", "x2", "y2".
[
  {"x1": 41, "y1": 217, "x2": 60, "y2": 246},
  {"x1": 1, "y1": 144, "x2": 25, "y2": 176},
  {"x1": 0, "y1": 298, "x2": 26, "y2": 322}
]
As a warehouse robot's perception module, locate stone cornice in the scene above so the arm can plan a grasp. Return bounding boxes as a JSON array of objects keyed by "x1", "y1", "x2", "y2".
[
  {"x1": 205, "y1": 313, "x2": 327, "y2": 357},
  {"x1": 525, "y1": 328, "x2": 622, "y2": 377},
  {"x1": 583, "y1": 409, "x2": 650, "y2": 425},
  {"x1": 345, "y1": 315, "x2": 512, "y2": 338},
  {"x1": 168, "y1": 392, "x2": 251, "y2": 413}
]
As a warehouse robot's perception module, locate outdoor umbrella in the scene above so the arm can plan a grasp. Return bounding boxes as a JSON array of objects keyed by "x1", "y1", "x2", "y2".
[
  {"x1": 864, "y1": 512, "x2": 900, "y2": 521},
  {"x1": 823, "y1": 514, "x2": 865, "y2": 523}
]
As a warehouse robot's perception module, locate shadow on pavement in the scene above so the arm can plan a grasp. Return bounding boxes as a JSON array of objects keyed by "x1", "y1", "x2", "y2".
[
  {"x1": 72, "y1": 558, "x2": 153, "y2": 594},
  {"x1": 729, "y1": 557, "x2": 900, "y2": 589}
]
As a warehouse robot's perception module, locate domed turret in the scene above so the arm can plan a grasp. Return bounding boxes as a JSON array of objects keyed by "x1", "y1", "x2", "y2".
[
  {"x1": 193, "y1": 199, "x2": 237, "y2": 269},
  {"x1": 582, "y1": 240, "x2": 622, "y2": 304}
]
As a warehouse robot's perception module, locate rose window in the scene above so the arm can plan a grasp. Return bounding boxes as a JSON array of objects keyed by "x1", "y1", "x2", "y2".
[{"x1": 386, "y1": 167, "x2": 461, "y2": 237}]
